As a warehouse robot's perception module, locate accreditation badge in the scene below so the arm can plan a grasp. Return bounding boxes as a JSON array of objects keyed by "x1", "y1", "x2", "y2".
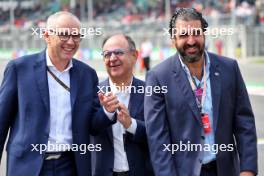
[{"x1": 201, "y1": 113, "x2": 211, "y2": 134}]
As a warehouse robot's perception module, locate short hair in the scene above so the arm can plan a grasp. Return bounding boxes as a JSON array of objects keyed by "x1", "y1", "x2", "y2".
[
  {"x1": 46, "y1": 11, "x2": 81, "y2": 29},
  {"x1": 169, "y1": 8, "x2": 208, "y2": 38},
  {"x1": 102, "y1": 34, "x2": 136, "y2": 51}
]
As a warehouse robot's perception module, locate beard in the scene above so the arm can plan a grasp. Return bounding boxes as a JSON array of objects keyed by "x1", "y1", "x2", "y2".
[{"x1": 177, "y1": 43, "x2": 205, "y2": 63}]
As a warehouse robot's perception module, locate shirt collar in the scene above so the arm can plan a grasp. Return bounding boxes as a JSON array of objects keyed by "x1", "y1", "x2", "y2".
[
  {"x1": 178, "y1": 50, "x2": 211, "y2": 76},
  {"x1": 46, "y1": 49, "x2": 73, "y2": 72},
  {"x1": 109, "y1": 77, "x2": 133, "y2": 95}
]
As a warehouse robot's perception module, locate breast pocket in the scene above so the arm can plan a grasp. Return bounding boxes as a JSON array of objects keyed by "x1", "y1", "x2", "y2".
[
  {"x1": 76, "y1": 93, "x2": 94, "y2": 103},
  {"x1": 74, "y1": 93, "x2": 95, "y2": 117}
]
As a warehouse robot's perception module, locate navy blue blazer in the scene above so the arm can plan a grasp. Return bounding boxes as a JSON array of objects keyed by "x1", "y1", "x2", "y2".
[
  {"x1": 144, "y1": 52, "x2": 258, "y2": 176},
  {"x1": 0, "y1": 51, "x2": 114, "y2": 176},
  {"x1": 91, "y1": 77, "x2": 154, "y2": 176}
]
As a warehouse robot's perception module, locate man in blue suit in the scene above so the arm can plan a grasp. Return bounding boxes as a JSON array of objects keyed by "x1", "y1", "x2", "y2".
[
  {"x1": 0, "y1": 11, "x2": 119, "y2": 176},
  {"x1": 144, "y1": 8, "x2": 258, "y2": 176},
  {"x1": 91, "y1": 34, "x2": 153, "y2": 176}
]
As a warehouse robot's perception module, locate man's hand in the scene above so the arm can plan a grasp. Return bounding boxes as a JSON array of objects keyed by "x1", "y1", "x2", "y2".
[
  {"x1": 117, "y1": 103, "x2": 132, "y2": 129},
  {"x1": 240, "y1": 171, "x2": 255, "y2": 176},
  {"x1": 98, "y1": 92, "x2": 119, "y2": 113}
]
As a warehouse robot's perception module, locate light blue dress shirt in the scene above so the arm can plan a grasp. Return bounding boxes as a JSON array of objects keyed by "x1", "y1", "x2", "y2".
[
  {"x1": 46, "y1": 50, "x2": 73, "y2": 152},
  {"x1": 179, "y1": 51, "x2": 216, "y2": 164}
]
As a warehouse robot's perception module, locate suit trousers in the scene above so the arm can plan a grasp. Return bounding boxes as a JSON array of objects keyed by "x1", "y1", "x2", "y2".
[
  {"x1": 39, "y1": 152, "x2": 77, "y2": 176},
  {"x1": 200, "y1": 161, "x2": 217, "y2": 176}
]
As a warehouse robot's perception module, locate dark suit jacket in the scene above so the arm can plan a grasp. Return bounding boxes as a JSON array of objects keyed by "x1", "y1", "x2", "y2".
[
  {"x1": 144, "y1": 52, "x2": 258, "y2": 176},
  {"x1": 0, "y1": 50, "x2": 114, "y2": 176},
  {"x1": 91, "y1": 77, "x2": 154, "y2": 176}
]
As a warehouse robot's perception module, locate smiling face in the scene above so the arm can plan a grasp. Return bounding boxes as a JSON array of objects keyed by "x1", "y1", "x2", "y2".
[
  {"x1": 173, "y1": 20, "x2": 205, "y2": 63},
  {"x1": 102, "y1": 34, "x2": 137, "y2": 82},
  {"x1": 44, "y1": 14, "x2": 81, "y2": 66}
]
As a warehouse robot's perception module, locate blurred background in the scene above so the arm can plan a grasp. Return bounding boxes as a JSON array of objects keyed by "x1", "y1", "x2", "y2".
[{"x1": 0, "y1": 0, "x2": 264, "y2": 175}]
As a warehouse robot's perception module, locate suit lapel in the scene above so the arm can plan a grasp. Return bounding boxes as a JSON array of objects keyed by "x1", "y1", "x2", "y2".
[
  {"x1": 209, "y1": 53, "x2": 221, "y2": 131},
  {"x1": 34, "y1": 51, "x2": 50, "y2": 112},
  {"x1": 127, "y1": 77, "x2": 141, "y2": 119},
  {"x1": 69, "y1": 60, "x2": 80, "y2": 109},
  {"x1": 107, "y1": 125, "x2": 114, "y2": 145},
  {"x1": 172, "y1": 54, "x2": 202, "y2": 126},
  {"x1": 100, "y1": 79, "x2": 114, "y2": 144}
]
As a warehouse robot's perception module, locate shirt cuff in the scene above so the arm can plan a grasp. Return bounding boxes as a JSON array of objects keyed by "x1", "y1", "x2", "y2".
[
  {"x1": 103, "y1": 107, "x2": 115, "y2": 121},
  {"x1": 126, "y1": 118, "x2": 137, "y2": 134}
]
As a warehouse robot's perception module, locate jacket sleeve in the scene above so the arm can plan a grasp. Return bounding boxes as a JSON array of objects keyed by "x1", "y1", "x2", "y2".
[
  {"x1": 0, "y1": 61, "x2": 18, "y2": 162},
  {"x1": 144, "y1": 70, "x2": 178, "y2": 176},
  {"x1": 129, "y1": 118, "x2": 147, "y2": 143},
  {"x1": 233, "y1": 60, "x2": 258, "y2": 175}
]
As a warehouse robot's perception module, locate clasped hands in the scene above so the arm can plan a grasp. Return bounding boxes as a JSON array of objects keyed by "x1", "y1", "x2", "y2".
[{"x1": 98, "y1": 92, "x2": 132, "y2": 129}]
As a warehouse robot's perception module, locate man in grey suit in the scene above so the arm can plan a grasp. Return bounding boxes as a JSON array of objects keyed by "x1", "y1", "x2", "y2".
[{"x1": 144, "y1": 8, "x2": 258, "y2": 176}]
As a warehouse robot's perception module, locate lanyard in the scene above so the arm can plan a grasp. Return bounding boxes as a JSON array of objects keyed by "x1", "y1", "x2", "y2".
[
  {"x1": 187, "y1": 60, "x2": 206, "y2": 112},
  {"x1": 47, "y1": 67, "x2": 70, "y2": 92}
]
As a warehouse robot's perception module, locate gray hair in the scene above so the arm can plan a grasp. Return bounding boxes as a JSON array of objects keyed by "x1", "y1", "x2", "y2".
[{"x1": 46, "y1": 11, "x2": 81, "y2": 29}]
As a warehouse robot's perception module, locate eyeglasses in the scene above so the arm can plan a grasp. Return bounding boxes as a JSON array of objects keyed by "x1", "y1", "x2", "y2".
[
  {"x1": 101, "y1": 48, "x2": 133, "y2": 60},
  {"x1": 49, "y1": 30, "x2": 83, "y2": 42},
  {"x1": 57, "y1": 33, "x2": 83, "y2": 42}
]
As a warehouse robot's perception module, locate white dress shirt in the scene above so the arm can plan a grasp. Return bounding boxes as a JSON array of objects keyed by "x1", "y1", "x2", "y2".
[
  {"x1": 108, "y1": 78, "x2": 137, "y2": 172},
  {"x1": 46, "y1": 50, "x2": 73, "y2": 152}
]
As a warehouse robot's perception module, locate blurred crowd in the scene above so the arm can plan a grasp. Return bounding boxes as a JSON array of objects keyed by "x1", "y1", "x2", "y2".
[{"x1": 0, "y1": 0, "x2": 264, "y2": 29}]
